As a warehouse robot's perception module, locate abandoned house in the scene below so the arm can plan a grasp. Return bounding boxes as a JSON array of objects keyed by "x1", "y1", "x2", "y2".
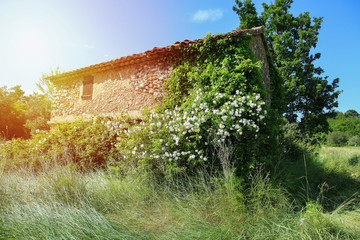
[{"x1": 47, "y1": 26, "x2": 270, "y2": 125}]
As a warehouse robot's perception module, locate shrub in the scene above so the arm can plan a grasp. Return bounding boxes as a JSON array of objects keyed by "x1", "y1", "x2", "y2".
[
  {"x1": 0, "y1": 115, "x2": 131, "y2": 171},
  {"x1": 349, "y1": 135, "x2": 360, "y2": 147},
  {"x1": 278, "y1": 122, "x2": 317, "y2": 165},
  {"x1": 119, "y1": 89, "x2": 268, "y2": 177},
  {"x1": 327, "y1": 131, "x2": 349, "y2": 146}
]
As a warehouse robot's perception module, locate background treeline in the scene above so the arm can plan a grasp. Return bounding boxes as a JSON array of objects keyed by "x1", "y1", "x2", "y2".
[
  {"x1": 327, "y1": 110, "x2": 360, "y2": 146},
  {"x1": 0, "y1": 85, "x2": 50, "y2": 140}
]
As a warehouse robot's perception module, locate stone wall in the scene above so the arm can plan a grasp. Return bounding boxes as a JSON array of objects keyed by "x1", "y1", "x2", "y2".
[
  {"x1": 250, "y1": 34, "x2": 271, "y2": 104},
  {"x1": 50, "y1": 60, "x2": 172, "y2": 124}
]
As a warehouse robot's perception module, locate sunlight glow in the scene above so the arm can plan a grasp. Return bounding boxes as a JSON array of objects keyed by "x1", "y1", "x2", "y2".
[{"x1": 15, "y1": 27, "x2": 49, "y2": 60}]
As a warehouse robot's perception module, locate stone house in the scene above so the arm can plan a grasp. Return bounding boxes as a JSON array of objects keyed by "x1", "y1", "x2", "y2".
[{"x1": 47, "y1": 26, "x2": 269, "y2": 124}]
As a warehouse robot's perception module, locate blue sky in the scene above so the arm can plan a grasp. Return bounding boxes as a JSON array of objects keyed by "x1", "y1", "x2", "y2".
[{"x1": 0, "y1": 0, "x2": 359, "y2": 113}]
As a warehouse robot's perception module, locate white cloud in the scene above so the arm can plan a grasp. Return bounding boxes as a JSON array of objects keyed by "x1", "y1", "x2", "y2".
[{"x1": 192, "y1": 9, "x2": 224, "y2": 23}]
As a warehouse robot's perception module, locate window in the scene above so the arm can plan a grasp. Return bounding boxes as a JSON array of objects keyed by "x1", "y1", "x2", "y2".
[{"x1": 82, "y1": 76, "x2": 94, "y2": 100}]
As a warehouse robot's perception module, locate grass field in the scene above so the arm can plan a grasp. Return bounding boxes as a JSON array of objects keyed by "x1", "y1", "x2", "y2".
[{"x1": 0, "y1": 146, "x2": 359, "y2": 239}]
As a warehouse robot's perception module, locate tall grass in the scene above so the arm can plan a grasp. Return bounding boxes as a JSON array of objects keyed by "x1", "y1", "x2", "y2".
[
  {"x1": 1, "y1": 158, "x2": 359, "y2": 239},
  {"x1": 318, "y1": 146, "x2": 360, "y2": 180}
]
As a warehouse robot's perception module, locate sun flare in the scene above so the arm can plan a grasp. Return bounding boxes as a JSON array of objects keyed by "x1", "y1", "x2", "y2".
[{"x1": 15, "y1": 28, "x2": 49, "y2": 60}]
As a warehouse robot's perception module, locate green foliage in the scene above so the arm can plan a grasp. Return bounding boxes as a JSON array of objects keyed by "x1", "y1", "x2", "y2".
[
  {"x1": 233, "y1": 0, "x2": 341, "y2": 138},
  {"x1": 24, "y1": 93, "x2": 51, "y2": 135},
  {"x1": 36, "y1": 66, "x2": 61, "y2": 100},
  {"x1": 0, "y1": 86, "x2": 28, "y2": 139},
  {"x1": 0, "y1": 116, "x2": 131, "y2": 171},
  {"x1": 328, "y1": 131, "x2": 349, "y2": 146},
  {"x1": 349, "y1": 136, "x2": 360, "y2": 147},
  {"x1": 280, "y1": 122, "x2": 314, "y2": 162},
  {"x1": 328, "y1": 111, "x2": 360, "y2": 137},
  {"x1": 344, "y1": 109, "x2": 360, "y2": 118},
  {"x1": 233, "y1": 0, "x2": 262, "y2": 29},
  {"x1": 0, "y1": 85, "x2": 52, "y2": 139},
  {"x1": 0, "y1": 69, "x2": 60, "y2": 140}
]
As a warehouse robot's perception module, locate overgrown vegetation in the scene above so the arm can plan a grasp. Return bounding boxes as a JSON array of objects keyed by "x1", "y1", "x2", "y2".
[
  {"x1": 0, "y1": 1, "x2": 357, "y2": 238},
  {"x1": 115, "y1": 31, "x2": 284, "y2": 178}
]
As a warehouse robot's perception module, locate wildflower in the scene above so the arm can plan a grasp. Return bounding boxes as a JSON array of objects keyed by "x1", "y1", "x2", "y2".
[{"x1": 300, "y1": 218, "x2": 306, "y2": 225}]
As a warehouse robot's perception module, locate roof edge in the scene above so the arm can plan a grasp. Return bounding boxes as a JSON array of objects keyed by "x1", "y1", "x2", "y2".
[{"x1": 48, "y1": 26, "x2": 266, "y2": 82}]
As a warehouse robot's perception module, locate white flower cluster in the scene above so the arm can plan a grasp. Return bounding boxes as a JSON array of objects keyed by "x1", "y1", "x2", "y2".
[
  {"x1": 212, "y1": 91, "x2": 266, "y2": 142},
  {"x1": 125, "y1": 88, "x2": 267, "y2": 166}
]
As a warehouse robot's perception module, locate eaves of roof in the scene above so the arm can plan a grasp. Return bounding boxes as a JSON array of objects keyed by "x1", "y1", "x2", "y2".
[{"x1": 48, "y1": 26, "x2": 266, "y2": 82}]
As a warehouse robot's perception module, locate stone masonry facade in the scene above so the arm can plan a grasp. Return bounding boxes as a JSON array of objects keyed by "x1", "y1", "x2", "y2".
[
  {"x1": 48, "y1": 27, "x2": 269, "y2": 124},
  {"x1": 50, "y1": 60, "x2": 172, "y2": 123}
]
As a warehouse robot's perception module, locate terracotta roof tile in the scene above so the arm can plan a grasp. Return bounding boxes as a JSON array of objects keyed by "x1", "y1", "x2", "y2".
[{"x1": 48, "y1": 26, "x2": 265, "y2": 82}]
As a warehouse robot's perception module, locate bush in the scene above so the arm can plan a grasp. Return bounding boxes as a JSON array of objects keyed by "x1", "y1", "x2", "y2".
[
  {"x1": 119, "y1": 89, "x2": 269, "y2": 177},
  {"x1": 327, "y1": 131, "x2": 349, "y2": 146},
  {"x1": 0, "y1": 115, "x2": 131, "y2": 171},
  {"x1": 349, "y1": 135, "x2": 360, "y2": 147}
]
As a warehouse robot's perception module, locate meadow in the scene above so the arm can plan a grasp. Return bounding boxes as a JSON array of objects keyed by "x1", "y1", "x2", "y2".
[{"x1": 0, "y1": 145, "x2": 359, "y2": 240}]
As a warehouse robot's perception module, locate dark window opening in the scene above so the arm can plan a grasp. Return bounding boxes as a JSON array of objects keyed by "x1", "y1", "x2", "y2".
[{"x1": 82, "y1": 76, "x2": 93, "y2": 100}]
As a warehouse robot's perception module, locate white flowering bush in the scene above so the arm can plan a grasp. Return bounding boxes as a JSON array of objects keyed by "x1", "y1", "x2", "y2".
[{"x1": 119, "y1": 86, "x2": 268, "y2": 176}]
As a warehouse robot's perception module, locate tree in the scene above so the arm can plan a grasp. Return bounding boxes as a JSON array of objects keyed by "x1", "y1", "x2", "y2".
[
  {"x1": 328, "y1": 111, "x2": 360, "y2": 137},
  {"x1": 344, "y1": 109, "x2": 359, "y2": 118},
  {"x1": 36, "y1": 66, "x2": 61, "y2": 101},
  {"x1": 25, "y1": 68, "x2": 61, "y2": 134},
  {"x1": 233, "y1": 0, "x2": 341, "y2": 138},
  {"x1": 233, "y1": 0, "x2": 262, "y2": 29},
  {"x1": 24, "y1": 93, "x2": 51, "y2": 135},
  {"x1": 327, "y1": 131, "x2": 348, "y2": 146},
  {"x1": 0, "y1": 86, "x2": 28, "y2": 139}
]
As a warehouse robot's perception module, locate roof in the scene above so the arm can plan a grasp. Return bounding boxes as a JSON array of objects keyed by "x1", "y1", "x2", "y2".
[{"x1": 48, "y1": 26, "x2": 266, "y2": 82}]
